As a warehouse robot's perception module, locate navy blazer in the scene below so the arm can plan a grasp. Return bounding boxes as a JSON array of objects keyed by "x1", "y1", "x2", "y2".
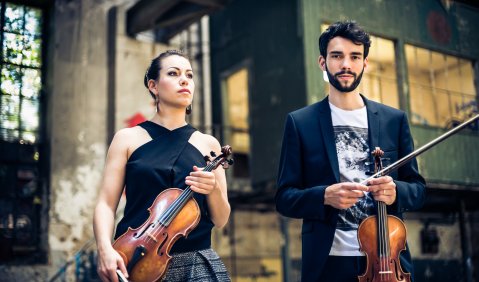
[{"x1": 276, "y1": 96, "x2": 426, "y2": 282}]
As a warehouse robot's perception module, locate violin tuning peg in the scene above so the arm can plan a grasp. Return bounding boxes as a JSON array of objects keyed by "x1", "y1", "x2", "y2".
[
  {"x1": 204, "y1": 155, "x2": 211, "y2": 162},
  {"x1": 228, "y1": 159, "x2": 234, "y2": 165},
  {"x1": 210, "y1": 151, "x2": 216, "y2": 157},
  {"x1": 220, "y1": 159, "x2": 234, "y2": 169}
]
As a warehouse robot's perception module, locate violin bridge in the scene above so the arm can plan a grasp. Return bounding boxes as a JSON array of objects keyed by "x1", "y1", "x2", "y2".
[{"x1": 146, "y1": 232, "x2": 158, "y2": 243}]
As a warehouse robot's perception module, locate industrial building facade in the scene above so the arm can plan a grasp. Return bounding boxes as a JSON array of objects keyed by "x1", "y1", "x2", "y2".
[{"x1": 0, "y1": 0, "x2": 478, "y2": 281}]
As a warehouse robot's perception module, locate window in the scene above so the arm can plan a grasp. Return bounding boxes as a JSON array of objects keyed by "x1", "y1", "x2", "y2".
[
  {"x1": 1, "y1": 2, "x2": 42, "y2": 143},
  {"x1": 358, "y1": 36, "x2": 398, "y2": 108},
  {"x1": 222, "y1": 67, "x2": 250, "y2": 178},
  {"x1": 406, "y1": 45, "x2": 477, "y2": 128},
  {"x1": 0, "y1": 1, "x2": 44, "y2": 263}
]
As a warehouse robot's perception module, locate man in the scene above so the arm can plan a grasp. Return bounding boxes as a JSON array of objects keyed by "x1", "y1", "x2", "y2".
[{"x1": 275, "y1": 20, "x2": 426, "y2": 282}]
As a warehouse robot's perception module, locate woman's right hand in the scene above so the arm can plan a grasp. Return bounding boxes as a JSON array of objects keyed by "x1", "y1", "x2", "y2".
[{"x1": 97, "y1": 245, "x2": 128, "y2": 282}]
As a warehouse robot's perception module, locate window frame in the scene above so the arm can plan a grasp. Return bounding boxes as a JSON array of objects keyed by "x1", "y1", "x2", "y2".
[
  {"x1": 0, "y1": 0, "x2": 49, "y2": 264},
  {"x1": 219, "y1": 59, "x2": 253, "y2": 186},
  {"x1": 403, "y1": 42, "x2": 478, "y2": 130}
]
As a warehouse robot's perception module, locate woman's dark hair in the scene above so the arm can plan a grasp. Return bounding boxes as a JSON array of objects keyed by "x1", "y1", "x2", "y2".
[
  {"x1": 143, "y1": 50, "x2": 190, "y2": 99},
  {"x1": 318, "y1": 20, "x2": 371, "y2": 59}
]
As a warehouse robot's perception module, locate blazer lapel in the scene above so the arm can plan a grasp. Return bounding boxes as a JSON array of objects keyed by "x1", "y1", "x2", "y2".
[
  {"x1": 362, "y1": 95, "x2": 379, "y2": 150},
  {"x1": 318, "y1": 98, "x2": 340, "y2": 182},
  {"x1": 362, "y1": 95, "x2": 380, "y2": 215}
]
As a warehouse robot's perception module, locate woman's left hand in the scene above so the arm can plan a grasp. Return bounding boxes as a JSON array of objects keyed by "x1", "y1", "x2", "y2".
[{"x1": 186, "y1": 166, "x2": 217, "y2": 195}]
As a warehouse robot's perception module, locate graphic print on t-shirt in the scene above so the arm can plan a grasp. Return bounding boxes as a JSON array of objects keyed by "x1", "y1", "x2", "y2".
[{"x1": 334, "y1": 125, "x2": 374, "y2": 231}]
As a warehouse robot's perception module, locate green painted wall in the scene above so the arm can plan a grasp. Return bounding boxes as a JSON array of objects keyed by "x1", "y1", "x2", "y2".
[{"x1": 412, "y1": 126, "x2": 479, "y2": 185}]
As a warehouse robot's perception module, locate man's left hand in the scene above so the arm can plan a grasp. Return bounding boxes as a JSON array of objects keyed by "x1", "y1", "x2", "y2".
[{"x1": 368, "y1": 176, "x2": 396, "y2": 205}]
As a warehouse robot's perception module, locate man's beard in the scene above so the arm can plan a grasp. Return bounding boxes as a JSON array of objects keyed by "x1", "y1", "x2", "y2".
[{"x1": 325, "y1": 65, "x2": 364, "y2": 93}]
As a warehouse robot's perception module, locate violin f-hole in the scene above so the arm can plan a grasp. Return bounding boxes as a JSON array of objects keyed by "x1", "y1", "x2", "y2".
[
  {"x1": 156, "y1": 232, "x2": 168, "y2": 256},
  {"x1": 134, "y1": 223, "x2": 155, "y2": 239}
]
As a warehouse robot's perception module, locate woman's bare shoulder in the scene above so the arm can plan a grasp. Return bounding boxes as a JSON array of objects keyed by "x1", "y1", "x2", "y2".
[
  {"x1": 196, "y1": 131, "x2": 221, "y2": 149},
  {"x1": 115, "y1": 126, "x2": 144, "y2": 138},
  {"x1": 189, "y1": 130, "x2": 221, "y2": 157},
  {"x1": 110, "y1": 126, "x2": 149, "y2": 150}
]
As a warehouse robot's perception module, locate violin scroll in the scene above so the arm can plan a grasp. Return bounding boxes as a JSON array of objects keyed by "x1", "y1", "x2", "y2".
[
  {"x1": 372, "y1": 147, "x2": 385, "y2": 177},
  {"x1": 372, "y1": 147, "x2": 384, "y2": 159},
  {"x1": 204, "y1": 145, "x2": 234, "y2": 170}
]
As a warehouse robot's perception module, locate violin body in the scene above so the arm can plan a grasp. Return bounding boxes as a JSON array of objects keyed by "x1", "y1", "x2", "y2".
[
  {"x1": 357, "y1": 147, "x2": 411, "y2": 282},
  {"x1": 358, "y1": 212, "x2": 411, "y2": 282},
  {"x1": 113, "y1": 188, "x2": 200, "y2": 282}
]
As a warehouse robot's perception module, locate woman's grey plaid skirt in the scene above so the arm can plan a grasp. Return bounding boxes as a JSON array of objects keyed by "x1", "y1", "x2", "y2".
[{"x1": 162, "y1": 248, "x2": 231, "y2": 282}]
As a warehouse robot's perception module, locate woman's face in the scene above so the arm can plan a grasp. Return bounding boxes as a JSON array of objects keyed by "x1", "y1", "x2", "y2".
[{"x1": 154, "y1": 55, "x2": 195, "y2": 110}]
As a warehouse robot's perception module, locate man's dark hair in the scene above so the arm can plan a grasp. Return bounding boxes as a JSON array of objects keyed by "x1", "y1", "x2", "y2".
[{"x1": 318, "y1": 20, "x2": 371, "y2": 58}]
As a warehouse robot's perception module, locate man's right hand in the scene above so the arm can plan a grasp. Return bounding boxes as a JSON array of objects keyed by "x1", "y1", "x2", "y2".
[{"x1": 324, "y1": 182, "x2": 369, "y2": 209}]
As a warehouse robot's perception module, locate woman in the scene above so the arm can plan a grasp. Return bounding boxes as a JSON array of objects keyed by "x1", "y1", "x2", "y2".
[{"x1": 93, "y1": 50, "x2": 231, "y2": 282}]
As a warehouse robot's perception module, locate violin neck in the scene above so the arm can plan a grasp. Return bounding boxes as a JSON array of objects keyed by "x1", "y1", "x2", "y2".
[{"x1": 159, "y1": 163, "x2": 216, "y2": 226}]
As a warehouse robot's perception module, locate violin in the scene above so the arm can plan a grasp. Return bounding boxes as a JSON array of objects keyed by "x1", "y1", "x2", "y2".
[
  {"x1": 357, "y1": 147, "x2": 410, "y2": 282},
  {"x1": 354, "y1": 114, "x2": 479, "y2": 282},
  {"x1": 112, "y1": 145, "x2": 233, "y2": 282}
]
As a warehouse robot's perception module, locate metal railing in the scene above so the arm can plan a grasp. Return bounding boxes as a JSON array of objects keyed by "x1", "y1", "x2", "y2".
[{"x1": 48, "y1": 238, "x2": 100, "y2": 282}]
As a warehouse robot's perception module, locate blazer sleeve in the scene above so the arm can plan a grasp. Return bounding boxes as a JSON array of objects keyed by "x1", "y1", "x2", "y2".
[
  {"x1": 275, "y1": 114, "x2": 332, "y2": 220},
  {"x1": 389, "y1": 113, "x2": 426, "y2": 214}
]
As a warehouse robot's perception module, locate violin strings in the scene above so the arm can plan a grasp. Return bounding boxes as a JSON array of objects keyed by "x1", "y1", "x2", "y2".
[
  {"x1": 384, "y1": 202, "x2": 388, "y2": 277},
  {"x1": 160, "y1": 161, "x2": 215, "y2": 223},
  {"x1": 378, "y1": 201, "x2": 391, "y2": 279},
  {"x1": 384, "y1": 202, "x2": 391, "y2": 276},
  {"x1": 375, "y1": 155, "x2": 391, "y2": 279},
  {"x1": 385, "y1": 203, "x2": 389, "y2": 274},
  {"x1": 147, "y1": 161, "x2": 217, "y2": 242},
  {"x1": 378, "y1": 201, "x2": 384, "y2": 275},
  {"x1": 162, "y1": 161, "x2": 216, "y2": 222},
  {"x1": 381, "y1": 203, "x2": 387, "y2": 276}
]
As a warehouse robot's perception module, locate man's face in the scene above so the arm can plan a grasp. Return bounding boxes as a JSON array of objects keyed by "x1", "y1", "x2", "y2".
[{"x1": 319, "y1": 37, "x2": 368, "y2": 93}]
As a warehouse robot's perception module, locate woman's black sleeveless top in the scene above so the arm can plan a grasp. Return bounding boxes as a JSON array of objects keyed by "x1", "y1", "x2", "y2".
[{"x1": 114, "y1": 121, "x2": 214, "y2": 253}]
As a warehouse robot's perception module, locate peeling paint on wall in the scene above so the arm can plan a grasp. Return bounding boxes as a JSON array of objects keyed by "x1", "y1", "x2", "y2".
[{"x1": 50, "y1": 143, "x2": 105, "y2": 252}]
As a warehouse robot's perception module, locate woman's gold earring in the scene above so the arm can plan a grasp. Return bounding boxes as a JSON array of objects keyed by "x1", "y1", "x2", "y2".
[
  {"x1": 186, "y1": 104, "x2": 192, "y2": 115},
  {"x1": 155, "y1": 96, "x2": 159, "y2": 113}
]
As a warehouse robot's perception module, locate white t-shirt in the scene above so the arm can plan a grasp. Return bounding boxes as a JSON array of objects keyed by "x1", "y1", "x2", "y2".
[{"x1": 328, "y1": 102, "x2": 374, "y2": 256}]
